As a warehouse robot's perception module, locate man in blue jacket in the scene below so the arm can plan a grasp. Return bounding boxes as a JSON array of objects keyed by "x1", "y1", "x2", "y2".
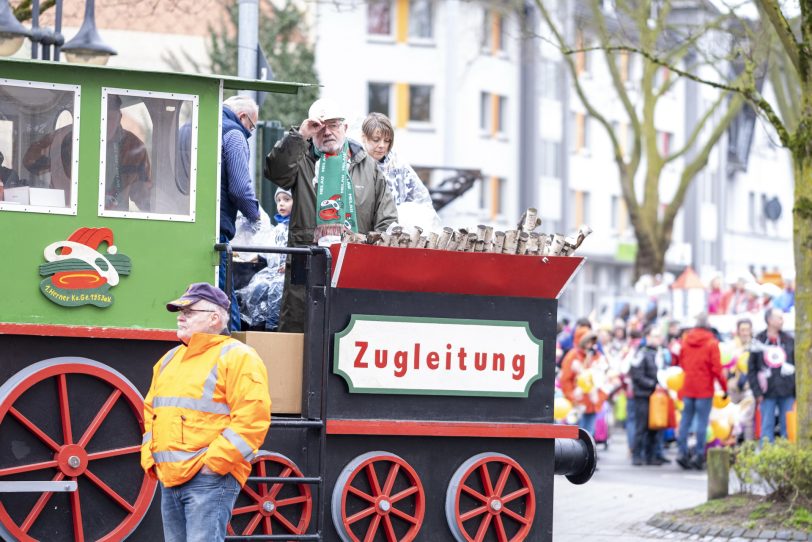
[{"x1": 220, "y1": 95, "x2": 261, "y2": 331}]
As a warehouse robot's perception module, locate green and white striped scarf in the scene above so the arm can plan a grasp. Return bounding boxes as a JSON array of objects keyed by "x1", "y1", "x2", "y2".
[{"x1": 313, "y1": 140, "x2": 358, "y2": 244}]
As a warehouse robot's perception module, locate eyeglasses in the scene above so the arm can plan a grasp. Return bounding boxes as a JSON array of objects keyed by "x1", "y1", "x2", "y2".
[
  {"x1": 178, "y1": 308, "x2": 215, "y2": 317},
  {"x1": 242, "y1": 114, "x2": 256, "y2": 132},
  {"x1": 318, "y1": 120, "x2": 344, "y2": 132}
]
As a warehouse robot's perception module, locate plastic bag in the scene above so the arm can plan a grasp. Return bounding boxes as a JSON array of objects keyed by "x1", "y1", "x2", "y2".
[
  {"x1": 395, "y1": 201, "x2": 442, "y2": 233},
  {"x1": 232, "y1": 208, "x2": 274, "y2": 262},
  {"x1": 236, "y1": 266, "x2": 285, "y2": 330},
  {"x1": 648, "y1": 389, "x2": 669, "y2": 430}
]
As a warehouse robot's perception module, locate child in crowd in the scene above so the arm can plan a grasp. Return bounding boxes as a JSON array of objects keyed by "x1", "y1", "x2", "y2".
[{"x1": 238, "y1": 187, "x2": 293, "y2": 330}]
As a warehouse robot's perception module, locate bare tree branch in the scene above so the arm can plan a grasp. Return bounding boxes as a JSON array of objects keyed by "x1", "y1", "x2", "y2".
[{"x1": 755, "y1": 0, "x2": 802, "y2": 76}]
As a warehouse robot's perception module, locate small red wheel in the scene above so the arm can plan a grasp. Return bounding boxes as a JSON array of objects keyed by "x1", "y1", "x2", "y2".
[
  {"x1": 331, "y1": 451, "x2": 425, "y2": 542},
  {"x1": 0, "y1": 358, "x2": 157, "y2": 542},
  {"x1": 445, "y1": 453, "x2": 536, "y2": 542},
  {"x1": 227, "y1": 451, "x2": 312, "y2": 537}
]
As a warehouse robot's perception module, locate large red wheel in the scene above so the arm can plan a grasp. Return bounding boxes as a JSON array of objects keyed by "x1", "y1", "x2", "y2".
[
  {"x1": 331, "y1": 451, "x2": 425, "y2": 542},
  {"x1": 445, "y1": 453, "x2": 535, "y2": 542},
  {"x1": 0, "y1": 358, "x2": 156, "y2": 542},
  {"x1": 227, "y1": 451, "x2": 312, "y2": 538}
]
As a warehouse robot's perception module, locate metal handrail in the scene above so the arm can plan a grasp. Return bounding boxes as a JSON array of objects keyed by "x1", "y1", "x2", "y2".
[{"x1": 215, "y1": 242, "x2": 332, "y2": 542}]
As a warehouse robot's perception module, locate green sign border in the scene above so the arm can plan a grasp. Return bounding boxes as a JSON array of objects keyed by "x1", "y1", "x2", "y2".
[{"x1": 333, "y1": 314, "x2": 543, "y2": 398}]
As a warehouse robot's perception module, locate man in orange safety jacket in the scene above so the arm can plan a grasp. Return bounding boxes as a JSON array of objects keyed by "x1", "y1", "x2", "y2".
[{"x1": 141, "y1": 282, "x2": 271, "y2": 542}]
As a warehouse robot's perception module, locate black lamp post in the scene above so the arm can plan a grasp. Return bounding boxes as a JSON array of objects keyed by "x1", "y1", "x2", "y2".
[
  {"x1": 61, "y1": 0, "x2": 116, "y2": 64},
  {"x1": 0, "y1": 0, "x2": 115, "y2": 64}
]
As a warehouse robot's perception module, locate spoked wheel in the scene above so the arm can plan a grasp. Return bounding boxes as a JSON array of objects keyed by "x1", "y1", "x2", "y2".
[
  {"x1": 445, "y1": 453, "x2": 535, "y2": 542},
  {"x1": 227, "y1": 451, "x2": 312, "y2": 538},
  {"x1": 0, "y1": 358, "x2": 156, "y2": 542},
  {"x1": 331, "y1": 451, "x2": 425, "y2": 542}
]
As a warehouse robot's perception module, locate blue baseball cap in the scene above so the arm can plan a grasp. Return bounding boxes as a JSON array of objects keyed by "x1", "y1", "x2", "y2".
[{"x1": 167, "y1": 282, "x2": 230, "y2": 312}]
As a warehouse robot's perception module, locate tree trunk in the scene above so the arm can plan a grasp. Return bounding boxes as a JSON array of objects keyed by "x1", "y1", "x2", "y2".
[
  {"x1": 793, "y1": 148, "x2": 812, "y2": 447},
  {"x1": 633, "y1": 229, "x2": 666, "y2": 278}
]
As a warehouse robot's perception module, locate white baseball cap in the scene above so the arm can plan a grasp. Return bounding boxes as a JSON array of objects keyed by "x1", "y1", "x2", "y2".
[{"x1": 308, "y1": 98, "x2": 345, "y2": 122}]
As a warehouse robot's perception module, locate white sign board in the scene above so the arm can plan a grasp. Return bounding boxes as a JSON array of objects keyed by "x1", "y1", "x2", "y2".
[{"x1": 333, "y1": 315, "x2": 543, "y2": 397}]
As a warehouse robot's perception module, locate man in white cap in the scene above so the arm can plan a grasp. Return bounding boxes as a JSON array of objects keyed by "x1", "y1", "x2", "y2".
[{"x1": 264, "y1": 98, "x2": 397, "y2": 331}]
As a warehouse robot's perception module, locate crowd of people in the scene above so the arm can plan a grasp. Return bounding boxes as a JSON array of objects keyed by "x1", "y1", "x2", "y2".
[{"x1": 555, "y1": 290, "x2": 797, "y2": 470}]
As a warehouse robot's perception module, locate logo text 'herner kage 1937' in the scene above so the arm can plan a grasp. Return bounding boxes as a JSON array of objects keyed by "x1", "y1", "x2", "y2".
[
  {"x1": 333, "y1": 315, "x2": 543, "y2": 398},
  {"x1": 39, "y1": 227, "x2": 131, "y2": 308}
]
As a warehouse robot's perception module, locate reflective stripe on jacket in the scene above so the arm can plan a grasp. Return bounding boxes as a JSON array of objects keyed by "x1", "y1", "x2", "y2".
[{"x1": 141, "y1": 333, "x2": 271, "y2": 487}]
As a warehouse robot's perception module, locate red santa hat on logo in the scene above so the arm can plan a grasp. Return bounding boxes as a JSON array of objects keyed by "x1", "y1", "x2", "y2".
[{"x1": 63, "y1": 227, "x2": 117, "y2": 255}]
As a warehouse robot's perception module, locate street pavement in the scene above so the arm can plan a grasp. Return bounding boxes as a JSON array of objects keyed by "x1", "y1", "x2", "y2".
[{"x1": 553, "y1": 428, "x2": 707, "y2": 541}]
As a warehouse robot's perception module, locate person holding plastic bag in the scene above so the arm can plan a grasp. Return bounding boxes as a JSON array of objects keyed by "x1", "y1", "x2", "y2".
[
  {"x1": 361, "y1": 113, "x2": 440, "y2": 232},
  {"x1": 237, "y1": 188, "x2": 292, "y2": 331}
]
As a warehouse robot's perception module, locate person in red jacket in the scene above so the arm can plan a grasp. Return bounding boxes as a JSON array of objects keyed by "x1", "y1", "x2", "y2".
[
  {"x1": 675, "y1": 314, "x2": 727, "y2": 470},
  {"x1": 560, "y1": 327, "x2": 607, "y2": 436}
]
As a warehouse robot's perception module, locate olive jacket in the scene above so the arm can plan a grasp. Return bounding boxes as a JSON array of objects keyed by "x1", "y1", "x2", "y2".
[{"x1": 263, "y1": 130, "x2": 397, "y2": 248}]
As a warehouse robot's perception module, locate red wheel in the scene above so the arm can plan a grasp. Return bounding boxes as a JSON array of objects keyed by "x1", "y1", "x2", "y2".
[
  {"x1": 0, "y1": 358, "x2": 156, "y2": 542},
  {"x1": 227, "y1": 451, "x2": 312, "y2": 537},
  {"x1": 445, "y1": 453, "x2": 535, "y2": 542},
  {"x1": 331, "y1": 451, "x2": 425, "y2": 542}
]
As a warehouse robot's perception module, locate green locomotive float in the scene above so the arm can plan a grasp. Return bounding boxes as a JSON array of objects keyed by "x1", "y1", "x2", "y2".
[{"x1": 0, "y1": 57, "x2": 594, "y2": 542}]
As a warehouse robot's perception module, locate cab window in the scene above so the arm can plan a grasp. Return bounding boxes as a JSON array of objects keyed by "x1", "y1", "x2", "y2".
[
  {"x1": 0, "y1": 78, "x2": 80, "y2": 214},
  {"x1": 99, "y1": 88, "x2": 198, "y2": 221}
]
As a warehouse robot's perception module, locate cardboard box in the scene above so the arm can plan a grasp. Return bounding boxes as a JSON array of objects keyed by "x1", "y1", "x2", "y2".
[
  {"x1": 4, "y1": 186, "x2": 65, "y2": 207},
  {"x1": 233, "y1": 331, "x2": 304, "y2": 414}
]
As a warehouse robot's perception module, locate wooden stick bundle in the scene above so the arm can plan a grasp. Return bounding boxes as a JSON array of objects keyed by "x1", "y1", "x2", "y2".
[{"x1": 341, "y1": 208, "x2": 592, "y2": 257}]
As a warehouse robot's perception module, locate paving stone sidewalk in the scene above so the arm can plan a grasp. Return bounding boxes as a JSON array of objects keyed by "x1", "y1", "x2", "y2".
[{"x1": 639, "y1": 516, "x2": 812, "y2": 541}]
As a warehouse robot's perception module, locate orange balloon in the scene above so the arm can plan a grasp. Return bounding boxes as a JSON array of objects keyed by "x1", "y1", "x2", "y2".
[
  {"x1": 713, "y1": 391, "x2": 730, "y2": 410},
  {"x1": 665, "y1": 367, "x2": 685, "y2": 392},
  {"x1": 554, "y1": 397, "x2": 573, "y2": 420}
]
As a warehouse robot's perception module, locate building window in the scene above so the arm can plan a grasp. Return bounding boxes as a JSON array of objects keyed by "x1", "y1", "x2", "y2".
[
  {"x1": 575, "y1": 31, "x2": 591, "y2": 75},
  {"x1": 480, "y1": 176, "x2": 505, "y2": 219},
  {"x1": 408, "y1": 84, "x2": 432, "y2": 123},
  {"x1": 572, "y1": 189, "x2": 591, "y2": 227},
  {"x1": 611, "y1": 195, "x2": 628, "y2": 235},
  {"x1": 367, "y1": 0, "x2": 393, "y2": 35},
  {"x1": 654, "y1": 66, "x2": 671, "y2": 88},
  {"x1": 540, "y1": 59, "x2": 563, "y2": 101},
  {"x1": 657, "y1": 131, "x2": 672, "y2": 156},
  {"x1": 571, "y1": 112, "x2": 590, "y2": 153},
  {"x1": 1, "y1": 79, "x2": 80, "y2": 215},
  {"x1": 368, "y1": 82, "x2": 392, "y2": 116},
  {"x1": 408, "y1": 0, "x2": 433, "y2": 39},
  {"x1": 479, "y1": 93, "x2": 507, "y2": 136},
  {"x1": 540, "y1": 139, "x2": 561, "y2": 178},
  {"x1": 479, "y1": 92, "x2": 489, "y2": 131},
  {"x1": 482, "y1": 9, "x2": 505, "y2": 53},
  {"x1": 619, "y1": 51, "x2": 631, "y2": 83}
]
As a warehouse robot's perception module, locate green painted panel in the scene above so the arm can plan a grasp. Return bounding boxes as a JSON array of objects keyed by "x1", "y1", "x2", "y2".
[{"x1": 0, "y1": 60, "x2": 228, "y2": 330}]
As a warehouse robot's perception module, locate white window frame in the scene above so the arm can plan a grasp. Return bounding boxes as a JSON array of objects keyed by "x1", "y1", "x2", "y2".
[
  {"x1": 98, "y1": 87, "x2": 199, "y2": 222},
  {"x1": 0, "y1": 78, "x2": 81, "y2": 216}
]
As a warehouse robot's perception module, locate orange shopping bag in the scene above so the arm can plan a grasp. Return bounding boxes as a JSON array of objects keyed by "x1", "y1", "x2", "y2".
[{"x1": 649, "y1": 389, "x2": 669, "y2": 430}]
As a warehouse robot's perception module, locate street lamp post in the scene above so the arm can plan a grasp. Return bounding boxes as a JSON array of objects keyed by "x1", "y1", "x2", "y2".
[
  {"x1": 0, "y1": 0, "x2": 115, "y2": 64},
  {"x1": 0, "y1": 0, "x2": 31, "y2": 56}
]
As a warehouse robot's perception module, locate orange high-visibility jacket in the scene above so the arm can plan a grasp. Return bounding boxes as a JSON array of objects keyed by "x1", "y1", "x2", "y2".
[{"x1": 141, "y1": 333, "x2": 271, "y2": 487}]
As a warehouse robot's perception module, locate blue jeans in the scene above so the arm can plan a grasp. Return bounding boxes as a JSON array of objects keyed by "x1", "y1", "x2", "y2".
[
  {"x1": 760, "y1": 396, "x2": 795, "y2": 443},
  {"x1": 625, "y1": 397, "x2": 636, "y2": 451},
  {"x1": 677, "y1": 397, "x2": 712, "y2": 459},
  {"x1": 579, "y1": 412, "x2": 597, "y2": 435},
  {"x1": 218, "y1": 234, "x2": 241, "y2": 332},
  {"x1": 160, "y1": 470, "x2": 241, "y2": 542}
]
